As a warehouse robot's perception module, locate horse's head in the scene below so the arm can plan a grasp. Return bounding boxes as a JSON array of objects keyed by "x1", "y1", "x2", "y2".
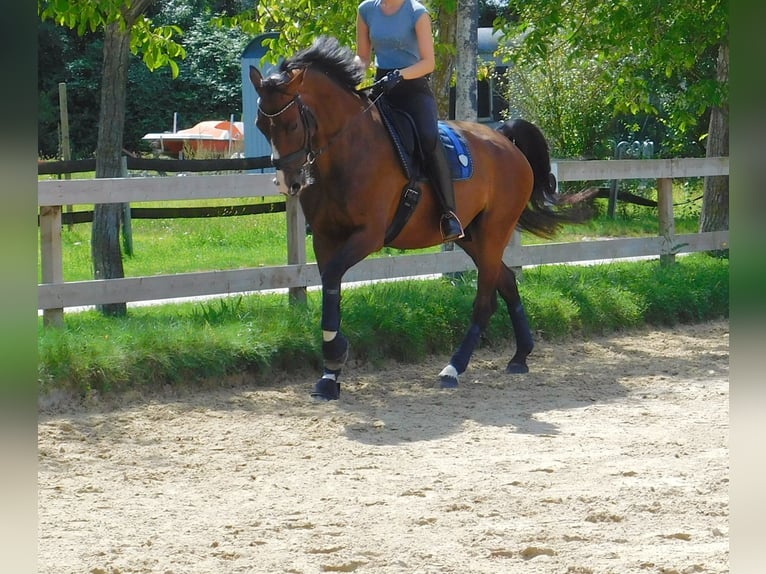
[
  {"x1": 250, "y1": 66, "x2": 317, "y2": 196},
  {"x1": 249, "y1": 37, "x2": 367, "y2": 197}
]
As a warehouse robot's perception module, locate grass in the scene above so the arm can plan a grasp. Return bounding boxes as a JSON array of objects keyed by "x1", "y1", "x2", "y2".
[
  {"x1": 39, "y1": 179, "x2": 706, "y2": 282},
  {"x1": 37, "y1": 176, "x2": 723, "y2": 399},
  {"x1": 38, "y1": 253, "x2": 729, "y2": 399}
]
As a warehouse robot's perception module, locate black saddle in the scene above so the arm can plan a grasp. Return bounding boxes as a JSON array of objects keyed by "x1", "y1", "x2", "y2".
[{"x1": 374, "y1": 97, "x2": 473, "y2": 245}]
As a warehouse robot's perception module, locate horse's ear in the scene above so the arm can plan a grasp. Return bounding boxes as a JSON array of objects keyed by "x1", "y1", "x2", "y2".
[
  {"x1": 286, "y1": 69, "x2": 306, "y2": 91},
  {"x1": 249, "y1": 65, "x2": 264, "y2": 90}
]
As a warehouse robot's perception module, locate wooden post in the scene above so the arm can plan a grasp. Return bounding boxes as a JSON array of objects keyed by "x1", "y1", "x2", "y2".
[
  {"x1": 120, "y1": 156, "x2": 133, "y2": 256},
  {"x1": 657, "y1": 177, "x2": 675, "y2": 265},
  {"x1": 40, "y1": 206, "x2": 64, "y2": 327},
  {"x1": 58, "y1": 83, "x2": 73, "y2": 229},
  {"x1": 508, "y1": 229, "x2": 523, "y2": 280},
  {"x1": 286, "y1": 195, "x2": 307, "y2": 304}
]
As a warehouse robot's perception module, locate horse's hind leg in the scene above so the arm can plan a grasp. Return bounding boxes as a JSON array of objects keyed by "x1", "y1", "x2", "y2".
[
  {"x1": 439, "y1": 253, "x2": 501, "y2": 388},
  {"x1": 497, "y1": 263, "x2": 534, "y2": 373}
]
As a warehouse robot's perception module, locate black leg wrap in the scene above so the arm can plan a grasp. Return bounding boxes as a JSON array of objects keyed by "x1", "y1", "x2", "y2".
[
  {"x1": 322, "y1": 332, "x2": 349, "y2": 371},
  {"x1": 321, "y1": 288, "x2": 341, "y2": 333},
  {"x1": 450, "y1": 323, "x2": 482, "y2": 375},
  {"x1": 507, "y1": 303, "x2": 533, "y2": 373}
]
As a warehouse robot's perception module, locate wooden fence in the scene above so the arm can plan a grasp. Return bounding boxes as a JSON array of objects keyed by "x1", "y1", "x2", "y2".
[{"x1": 38, "y1": 157, "x2": 729, "y2": 326}]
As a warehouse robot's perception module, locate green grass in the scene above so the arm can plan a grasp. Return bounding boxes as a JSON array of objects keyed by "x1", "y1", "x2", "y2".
[
  {"x1": 38, "y1": 253, "x2": 728, "y2": 399},
  {"x1": 38, "y1": 177, "x2": 721, "y2": 399},
  {"x1": 39, "y1": 179, "x2": 705, "y2": 282}
]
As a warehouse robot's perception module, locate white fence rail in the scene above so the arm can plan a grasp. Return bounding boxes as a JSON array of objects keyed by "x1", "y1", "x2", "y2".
[{"x1": 39, "y1": 158, "x2": 729, "y2": 326}]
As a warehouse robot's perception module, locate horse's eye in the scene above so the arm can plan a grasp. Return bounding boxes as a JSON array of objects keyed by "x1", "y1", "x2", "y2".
[{"x1": 287, "y1": 122, "x2": 299, "y2": 133}]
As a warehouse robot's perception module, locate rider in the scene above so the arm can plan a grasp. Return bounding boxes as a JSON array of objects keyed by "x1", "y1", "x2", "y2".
[{"x1": 355, "y1": 0, "x2": 465, "y2": 242}]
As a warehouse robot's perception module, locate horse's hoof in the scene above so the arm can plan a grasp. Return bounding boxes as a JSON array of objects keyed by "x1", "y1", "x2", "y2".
[
  {"x1": 505, "y1": 361, "x2": 529, "y2": 374},
  {"x1": 439, "y1": 375, "x2": 459, "y2": 389},
  {"x1": 310, "y1": 378, "x2": 340, "y2": 401},
  {"x1": 438, "y1": 364, "x2": 459, "y2": 388}
]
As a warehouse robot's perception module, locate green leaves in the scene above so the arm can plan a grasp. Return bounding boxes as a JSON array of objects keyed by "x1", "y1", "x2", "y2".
[
  {"x1": 214, "y1": 0, "x2": 359, "y2": 61},
  {"x1": 502, "y1": 0, "x2": 727, "y2": 155},
  {"x1": 39, "y1": 0, "x2": 187, "y2": 77},
  {"x1": 131, "y1": 19, "x2": 186, "y2": 77}
]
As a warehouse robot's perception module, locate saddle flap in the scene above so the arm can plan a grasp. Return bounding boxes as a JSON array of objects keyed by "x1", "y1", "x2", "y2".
[{"x1": 375, "y1": 98, "x2": 473, "y2": 182}]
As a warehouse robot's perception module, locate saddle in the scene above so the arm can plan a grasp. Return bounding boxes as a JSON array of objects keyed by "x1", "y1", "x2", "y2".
[{"x1": 376, "y1": 97, "x2": 473, "y2": 245}]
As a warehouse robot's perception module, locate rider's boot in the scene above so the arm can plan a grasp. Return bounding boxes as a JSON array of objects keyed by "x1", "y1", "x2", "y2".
[{"x1": 428, "y1": 141, "x2": 465, "y2": 242}]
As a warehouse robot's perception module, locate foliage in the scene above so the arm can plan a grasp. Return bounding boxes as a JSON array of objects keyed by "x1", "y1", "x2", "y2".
[
  {"x1": 212, "y1": 1, "x2": 359, "y2": 65},
  {"x1": 38, "y1": 0, "x2": 187, "y2": 74},
  {"x1": 497, "y1": 0, "x2": 728, "y2": 157},
  {"x1": 496, "y1": 30, "x2": 614, "y2": 159},
  {"x1": 38, "y1": 254, "x2": 729, "y2": 397},
  {"x1": 38, "y1": 1, "x2": 251, "y2": 157},
  {"x1": 37, "y1": 0, "x2": 726, "y2": 162}
]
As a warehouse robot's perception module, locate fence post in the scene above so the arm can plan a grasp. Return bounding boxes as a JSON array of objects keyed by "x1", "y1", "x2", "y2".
[
  {"x1": 58, "y1": 82, "x2": 73, "y2": 230},
  {"x1": 509, "y1": 229, "x2": 523, "y2": 280},
  {"x1": 657, "y1": 177, "x2": 675, "y2": 265},
  {"x1": 286, "y1": 195, "x2": 307, "y2": 304},
  {"x1": 40, "y1": 206, "x2": 64, "y2": 327},
  {"x1": 121, "y1": 156, "x2": 133, "y2": 256}
]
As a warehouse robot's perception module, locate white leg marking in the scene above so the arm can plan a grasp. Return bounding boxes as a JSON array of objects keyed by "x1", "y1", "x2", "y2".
[
  {"x1": 439, "y1": 364, "x2": 458, "y2": 379},
  {"x1": 323, "y1": 330, "x2": 338, "y2": 342}
]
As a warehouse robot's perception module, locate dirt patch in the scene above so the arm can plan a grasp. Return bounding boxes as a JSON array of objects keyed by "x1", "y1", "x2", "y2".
[{"x1": 38, "y1": 320, "x2": 729, "y2": 573}]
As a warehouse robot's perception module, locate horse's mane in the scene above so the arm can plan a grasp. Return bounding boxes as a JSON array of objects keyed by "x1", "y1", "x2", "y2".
[{"x1": 277, "y1": 36, "x2": 365, "y2": 91}]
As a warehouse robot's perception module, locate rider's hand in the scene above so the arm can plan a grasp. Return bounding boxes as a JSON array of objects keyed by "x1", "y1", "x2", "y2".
[{"x1": 381, "y1": 69, "x2": 403, "y2": 93}]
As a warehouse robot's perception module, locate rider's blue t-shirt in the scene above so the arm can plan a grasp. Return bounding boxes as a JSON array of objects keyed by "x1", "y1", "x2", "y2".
[{"x1": 358, "y1": 0, "x2": 428, "y2": 69}]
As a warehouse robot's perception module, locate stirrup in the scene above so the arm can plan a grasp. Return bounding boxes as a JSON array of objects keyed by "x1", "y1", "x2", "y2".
[{"x1": 440, "y1": 212, "x2": 465, "y2": 242}]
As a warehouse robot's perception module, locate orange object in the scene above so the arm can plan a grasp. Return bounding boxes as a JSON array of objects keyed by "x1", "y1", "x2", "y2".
[{"x1": 142, "y1": 120, "x2": 245, "y2": 157}]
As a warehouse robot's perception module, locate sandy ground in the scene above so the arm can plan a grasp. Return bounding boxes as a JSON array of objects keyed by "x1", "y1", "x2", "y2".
[{"x1": 38, "y1": 320, "x2": 729, "y2": 574}]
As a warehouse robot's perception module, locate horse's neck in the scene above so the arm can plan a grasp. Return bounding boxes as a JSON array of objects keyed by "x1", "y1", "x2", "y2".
[{"x1": 306, "y1": 75, "x2": 384, "y2": 164}]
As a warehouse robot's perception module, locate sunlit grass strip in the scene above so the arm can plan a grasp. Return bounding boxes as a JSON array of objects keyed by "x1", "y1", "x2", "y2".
[{"x1": 38, "y1": 254, "x2": 728, "y2": 398}]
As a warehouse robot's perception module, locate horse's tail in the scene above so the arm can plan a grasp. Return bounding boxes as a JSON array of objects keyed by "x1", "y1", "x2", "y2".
[{"x1": 497, "y1": 119, "x2": 586, "y2": 239}]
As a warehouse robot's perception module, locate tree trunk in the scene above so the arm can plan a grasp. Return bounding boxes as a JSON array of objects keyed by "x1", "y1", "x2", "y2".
[
  {"x1": 699, "y1": 40, "x2": 729, "y2": 240},
  {"x1": 91, "y1": 0, "x2": 155, "y2": 316},
  {"x1": 432, "y1": 5, "x2": 457, "y2": 118},
  {"x1": 455, "y1": 0, "x2": 478, "y2": 122}
]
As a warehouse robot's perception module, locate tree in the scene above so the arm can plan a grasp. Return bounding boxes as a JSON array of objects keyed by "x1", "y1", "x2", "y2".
[
  {"x1": 38, "y1": 2, "x2": 253, "y2": 158},
  {"x1": 40, "y1": 0, "x2": 186, "y2": 316},
  {"x1": 497, "y1": 31, "x2": 614, "y2": 160},
  {"x1": 432, "y1": 1, "x2": 458, "y2": 118},
  {"x1": 699, "y1": 40, "x2": 728, "y2": 236},
  {"x1": 215, "y1": 0, "x2": 461, "y2": 115},
  {"x1": 455, "y1": 0, "x2": 479, "y2": 121},
  {"x1": 499, "y1": 0, "x2": 728, "y2": 230},
  {"x1": 37, "y1": 0, "x2": 486, "y2": 319}
]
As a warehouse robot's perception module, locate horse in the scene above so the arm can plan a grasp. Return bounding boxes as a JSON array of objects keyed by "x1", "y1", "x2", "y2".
[{"x1": 249, "y1": 36, "x2": 584, "y2": 401}]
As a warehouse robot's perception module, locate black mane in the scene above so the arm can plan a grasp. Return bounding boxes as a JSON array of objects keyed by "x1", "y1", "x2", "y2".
[{"x1": 279, "y1": 36, "x2": 365, "y2": 91}]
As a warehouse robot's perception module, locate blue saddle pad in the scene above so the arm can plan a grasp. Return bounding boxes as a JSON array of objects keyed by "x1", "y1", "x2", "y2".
[{"x1": 438, "y1": 122, "x2": 473, "y2": 181}]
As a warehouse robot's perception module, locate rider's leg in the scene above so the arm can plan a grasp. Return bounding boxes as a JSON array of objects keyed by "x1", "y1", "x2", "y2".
[{"x1": 426, "y1": 139, "x2": 464, "y2": 242}]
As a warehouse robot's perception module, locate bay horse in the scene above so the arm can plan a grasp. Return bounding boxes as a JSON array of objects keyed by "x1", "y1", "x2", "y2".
[{"x1": 249, "y1": 36, "x2": 582, "y2": 401}]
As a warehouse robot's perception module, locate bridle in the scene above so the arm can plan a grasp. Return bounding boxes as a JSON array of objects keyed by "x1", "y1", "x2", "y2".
[
  {"x1": 257, "y1": 79, "x2": 381, "y2": 195},
  {"x1": 257, "y1": 94, "x2": 318, "y2": 183}
]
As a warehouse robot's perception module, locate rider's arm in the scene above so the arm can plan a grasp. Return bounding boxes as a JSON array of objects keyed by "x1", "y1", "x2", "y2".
[{"x1": 399, "y1": 13, "x2": 435, "y2": 80}]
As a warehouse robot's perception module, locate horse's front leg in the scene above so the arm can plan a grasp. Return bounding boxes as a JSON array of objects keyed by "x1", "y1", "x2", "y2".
[
  {"x1": 310, "y1": 280, "x2": 349, "y2": 401},
  {"x1": 310, "y1": 232, "x2": 380, "y2": 401}
]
